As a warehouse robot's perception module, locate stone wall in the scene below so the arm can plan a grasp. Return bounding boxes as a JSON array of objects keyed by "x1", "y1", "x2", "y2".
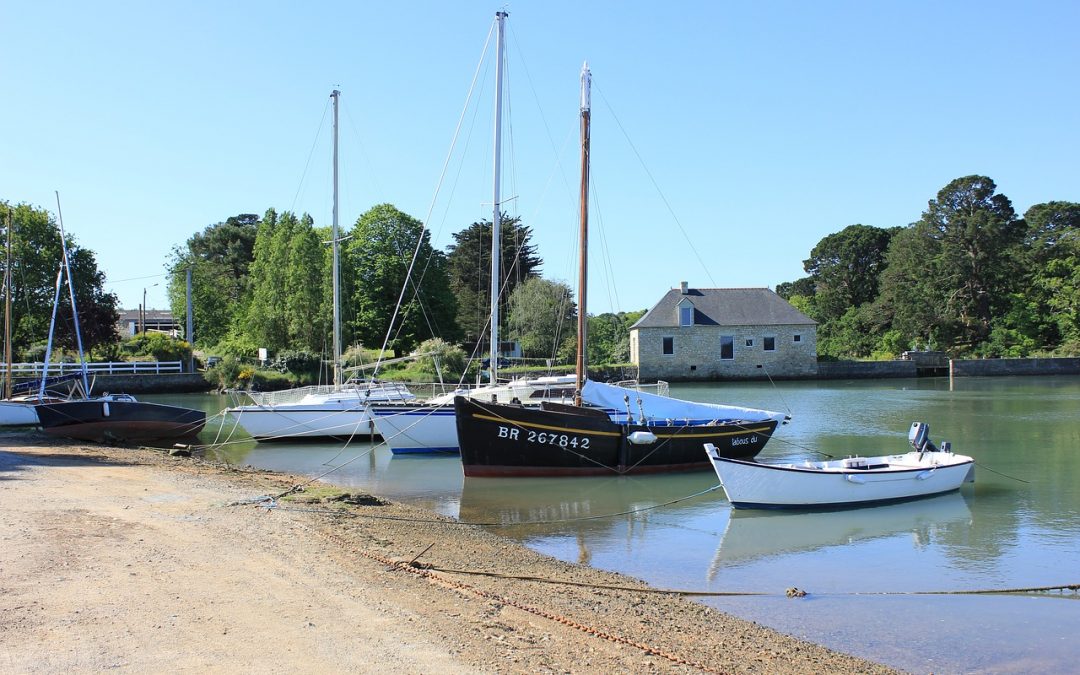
[
  {"x1": 816, "y1": 360, "x2": 916, "y2": 379},
  {"x1": 632, "y1": 324, "x2": 817, "y2": 381},
  {"x1": 949, "y1": 357, "x2": 1080, "y2": 376}
]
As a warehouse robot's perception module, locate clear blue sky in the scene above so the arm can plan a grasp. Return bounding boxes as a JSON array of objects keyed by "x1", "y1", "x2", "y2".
[{"x1": 4, "y1": 1, "x2": 1078, "y2": 314}]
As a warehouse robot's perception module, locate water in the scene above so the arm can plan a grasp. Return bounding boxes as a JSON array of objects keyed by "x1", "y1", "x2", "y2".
[{"x1": 150, "y1": 376, "x2": 1080, "y2": 673}]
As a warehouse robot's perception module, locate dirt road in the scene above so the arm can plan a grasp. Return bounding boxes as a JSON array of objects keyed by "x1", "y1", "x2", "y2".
[{"x1": 0, "y1": 433, "x2": 895, "y2": 673}]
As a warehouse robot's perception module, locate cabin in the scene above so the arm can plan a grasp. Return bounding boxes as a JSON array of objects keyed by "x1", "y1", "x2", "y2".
[{"x1": 629, "y1": 283, "x2": 817, "y2": 380}]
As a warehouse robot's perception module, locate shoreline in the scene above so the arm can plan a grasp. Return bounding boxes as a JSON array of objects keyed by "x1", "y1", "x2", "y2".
[{"x1": 1, "y1": 432, "x2": 897, "y2": 673}]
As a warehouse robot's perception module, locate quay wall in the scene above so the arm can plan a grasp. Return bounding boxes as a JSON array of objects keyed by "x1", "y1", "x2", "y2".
[
  {"x1": 948, "y1": 357, "x2": 1080, "y2": 377},
  {"x1": 87, "y1": 374, "x2": 212, "y2": 394}
]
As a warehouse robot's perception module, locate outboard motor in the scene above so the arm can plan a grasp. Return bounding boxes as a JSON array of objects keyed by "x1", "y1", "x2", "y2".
[{"x1": 908, "y1": 422, "x2": 939, "y2": 453}]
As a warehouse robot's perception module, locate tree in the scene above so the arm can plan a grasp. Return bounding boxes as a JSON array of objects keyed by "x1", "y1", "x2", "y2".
[
  {"x1": 244, "y1": 210, "x2": 329, "y2": 355},
  {"x1": 2, "y1": 201, "x2": 119, "y2": 358},
  {"x1": 446, "y1": 215, "x2": 542, "y2": 348},
  {"x1": 878, "y1": 176, "x2": 1024, "y2": 352},
  {"x1": 506, "y1": 277, "x2": 576, "y2": 359},
  {"x1": 166, "y1": 213, "x2": 258, "y2": 347},
  {"x1": 345, "y1": 204, "x2": 459, "y2": 356},
  {"x1": 585, "y1": 311, "x2": 645, "y2": 365},
  {"x1": 803, "y1": 224, "x2": 898, "y2": 322},
  {"x1": 1024, "y1": 202, "x2": 1080, "y2": 346}
]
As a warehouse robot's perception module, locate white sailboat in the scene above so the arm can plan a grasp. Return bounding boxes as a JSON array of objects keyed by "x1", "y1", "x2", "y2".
[
  {"x1": 369, "y1": 12, "x2": 608, "y2": 454},
  {"x1": 226, "y1": 90, "x2": 416, "y2": 442}
]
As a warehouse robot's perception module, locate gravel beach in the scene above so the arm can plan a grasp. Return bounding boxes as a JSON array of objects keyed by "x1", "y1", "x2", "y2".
[{"x1": 0, "y1": 433, "x2": 898, "y2": 674}]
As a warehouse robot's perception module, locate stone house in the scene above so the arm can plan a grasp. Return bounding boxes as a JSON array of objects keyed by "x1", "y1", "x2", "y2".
[{"x1": 629, "y1": 283, "x2": 818, "y2": 380}]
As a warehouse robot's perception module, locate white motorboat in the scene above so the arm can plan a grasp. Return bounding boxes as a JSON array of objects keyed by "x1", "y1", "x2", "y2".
[{"x1": 705, "y1": 422, "x2": 974, "y2": 510}]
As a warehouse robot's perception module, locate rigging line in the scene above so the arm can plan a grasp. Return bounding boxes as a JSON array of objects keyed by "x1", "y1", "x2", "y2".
[
  {"x1": 590, "y1": 172, "x2": 623, "y2": 316},
  {"x1": 372, "y1": 18, "x2": 496, "y2": 379},
  {"x1": 973, "y1": 461, "x2": 1030, "y2": 484},
  {"x1": 290, "y1": 96, "x2": 332, "y2": 217},
  {"x1": 756, "y1": 361, "x2": 793, "y2": 419},
  {"x1": 342, "y1": 104, "x2": 385, "y2": 199},
  {"x1": 109, "y1": 272, "x2": 169, "y2": 283},
  {"x1": 593, "y1": 81, "x2": 717, "y2": 288}
]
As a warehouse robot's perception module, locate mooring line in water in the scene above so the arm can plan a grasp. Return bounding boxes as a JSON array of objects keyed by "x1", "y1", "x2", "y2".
[
  {"x1": 317, "y1": 528, "x2": 725, "y2": 674},
  {"x1": 972, "y1": 461, "x2": 1030, "y2": 483}
]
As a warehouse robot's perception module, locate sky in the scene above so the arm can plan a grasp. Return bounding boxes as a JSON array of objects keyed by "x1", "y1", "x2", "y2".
[{"x1": 3, "y1": 1, "x2": 1078, "y2": 315}]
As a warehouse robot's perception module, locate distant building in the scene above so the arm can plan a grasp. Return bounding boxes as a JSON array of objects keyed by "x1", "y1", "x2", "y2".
[
  {"x1": 117, "y1": 309, "x2": 181, "y2": 338},
  {"x1": 630, "y1": 283, "x2": 817, "y2": 380}
]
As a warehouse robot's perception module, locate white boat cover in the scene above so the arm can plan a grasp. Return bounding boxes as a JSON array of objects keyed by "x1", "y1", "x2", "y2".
[{"x1": 580, "y1": 380, "x2": 788, "y2": 424}]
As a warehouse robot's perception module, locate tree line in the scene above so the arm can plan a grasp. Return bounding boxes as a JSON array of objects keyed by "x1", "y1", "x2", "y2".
[
  {"x1": 164, "y1": 203, "x2": 641, "y2": 372},
  {"x1": 776, "y1": 175, "x2": 1080, "y2": 359}
]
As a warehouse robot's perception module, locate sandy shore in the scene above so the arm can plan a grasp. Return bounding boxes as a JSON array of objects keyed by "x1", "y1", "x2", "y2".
[{"x1": 0, "y1": 433, "x2": 897, "y2": 674}]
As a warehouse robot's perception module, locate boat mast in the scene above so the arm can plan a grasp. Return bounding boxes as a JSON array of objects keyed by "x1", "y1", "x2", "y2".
[
  {"x1": 488, "y1": 10, "x2": 507, "y2": 383},
  {"x1": 331, "y1": 89, "x2": 343, "y2": 387},
  {"x1": 575, "y1": 63, "x2": 591, "y2": 406},
  {"x1": 54, "y1": 192, "x2": 90, "y2": 397},
  {"x1": 3, "y1": 207, "x2": 12, "y2": 401}
]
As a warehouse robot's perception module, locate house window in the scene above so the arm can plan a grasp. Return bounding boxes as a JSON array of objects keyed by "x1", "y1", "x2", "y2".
[
  {"x1": 763, "y1": 336, "x2": 776, "y2": 351},
  {"x1": 745, "y1": 338, "x2": 754, "y2": 347},
  {"x1": 794, "y1": 334, "x2": 802, "y2": 343},
  {"x1": 720, "y1": 335, "x2": 734, "y2": 360},
  {"x1": 679, "y1": 306, "x2": 693, "y2": 327},
  {"x1": 662, "y1": 337, "x2": 674, "y2": 355}
]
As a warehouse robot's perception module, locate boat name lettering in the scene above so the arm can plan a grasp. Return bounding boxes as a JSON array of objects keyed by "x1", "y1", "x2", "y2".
[{"x1": 731, "y1": 435, "x2": 757, "y2": 446}]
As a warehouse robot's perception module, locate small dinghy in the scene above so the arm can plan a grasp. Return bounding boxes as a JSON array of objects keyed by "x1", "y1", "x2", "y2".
[{"x1": 705, "y1": 422, "x2": 974, "y2": 510}]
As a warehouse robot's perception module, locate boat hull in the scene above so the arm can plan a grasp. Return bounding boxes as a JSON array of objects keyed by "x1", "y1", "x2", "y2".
[
  {"x1": 707, "y1": 449, "x2": 975, "y2": 509},
  {"x1": 371, "y1": 404, "x2": 459, "y2": 454},
  {"x1": 36, "y1": 400, "x2": 206, "y2": 445},
  {"x1": 227, "y1": 403, "x2": 378, "y2": 441},
  {"x1": 456, "y1": 396, "x2": 777, "y2": 477},
  {"x1": 0, "y1": 400, "x2": 40, "y2": 426}
]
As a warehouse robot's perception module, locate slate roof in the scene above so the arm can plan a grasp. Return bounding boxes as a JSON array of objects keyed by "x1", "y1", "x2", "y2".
[{"x1": 631, "y1": 287, "x2": 817, "y2": 329}]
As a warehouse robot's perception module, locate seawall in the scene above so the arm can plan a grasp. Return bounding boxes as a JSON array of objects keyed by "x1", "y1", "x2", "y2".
[{"x1": 87, "y1": 374, "x2": 212, "y2": 394}]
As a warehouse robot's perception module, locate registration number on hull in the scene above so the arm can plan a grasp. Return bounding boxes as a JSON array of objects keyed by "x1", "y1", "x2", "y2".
[{"x1": 498, "y1": 425, "x2": 591, "y2": 449}]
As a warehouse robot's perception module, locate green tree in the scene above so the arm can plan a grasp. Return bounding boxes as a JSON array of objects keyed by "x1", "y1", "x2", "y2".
[
  {"x1": 587, "y1": 311, "x2": 644, "y2": 364},
  {"x1": 803, "y1": 224, "x2": 898, "y2": 322},
  {"x1": 166, "y1": 213, "x2": 258, "y2": 347},
  {"x1": 345, "y1": 204, "x2": 459, "y2": 356},
  {"x1": 244, "y1": 210, "x2": 329, "y2": 355},
  {"x1": 1022, "y1": 202, "x2": 1080, "y2": 347},
  {"x1": 2, "y1": 201, "x2": 119, "y2": 358},
  {"x1": 506, "y1": 277, "x2": 576, "y2": 359},
  {"x1": 878, "y1": 176, "x2": 1024, "y2": 352},
  {"x1": 446, "y1": 214, "x2": 542, "y2": 347}
]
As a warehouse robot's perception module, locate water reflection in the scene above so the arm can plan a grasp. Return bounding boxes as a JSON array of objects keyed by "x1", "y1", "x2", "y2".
[{"x1": 708, "y1": 492, "x2": 973, "y2": 573}]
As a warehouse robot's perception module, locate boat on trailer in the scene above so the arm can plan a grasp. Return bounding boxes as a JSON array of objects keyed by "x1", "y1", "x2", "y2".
[{"x1": 705, "y1": 422, "x2": 975, "y2": 510}]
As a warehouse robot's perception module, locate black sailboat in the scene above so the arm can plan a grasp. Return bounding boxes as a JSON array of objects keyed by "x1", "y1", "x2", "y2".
[
  {"x1": 454, "y1": 64, "x2": 787, "y2": 478},
  {"x1": 33, "y1": 193, "x2": 206, "y2": 446}
]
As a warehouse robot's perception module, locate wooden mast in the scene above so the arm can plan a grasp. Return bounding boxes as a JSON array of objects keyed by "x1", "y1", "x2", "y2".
[{"x1": 575, "y1": 63, "x2": 591, "y2": 406}]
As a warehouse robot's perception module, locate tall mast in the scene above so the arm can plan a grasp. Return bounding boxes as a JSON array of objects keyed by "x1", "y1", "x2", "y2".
[
  {"x1": 331, "y1": 89, "x2": 342, "y2": 387},
  {"x1": 54, "y1": 192, "x2": 90, "y2": 397},
  {"x1": 575, "y1": 63, "x2": 591, "y2": 405},
  {"x1": 3, "y1": 207, "x2": 12, "y2": 401},
  {"x1": 488, "y1": 10, "x2": 507, "y2": 383}
]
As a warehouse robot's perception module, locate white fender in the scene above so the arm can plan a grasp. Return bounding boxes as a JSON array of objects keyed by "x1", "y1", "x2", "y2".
[{"x1": 627, "y1": 431, "x2": 657, "y2": 445}]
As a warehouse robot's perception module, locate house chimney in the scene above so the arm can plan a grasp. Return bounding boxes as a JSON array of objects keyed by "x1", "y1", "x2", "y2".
[{"x1": 679, "y1": 281, "x2": 688, "y2": 294}]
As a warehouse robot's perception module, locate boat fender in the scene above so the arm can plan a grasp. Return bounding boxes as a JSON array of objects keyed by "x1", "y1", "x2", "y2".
[
  {"x1": 103, "y1": 401, "x2": 110, "y2": 417},
  {"x1": 916, "y1": 469, "x2": 934, "y2": 480},
  {"x1": 627, "y1": 431, "x2": 657, "y2": 445},
  {"x1": 845, "y1": 474, "x2": 866, "y2": 484}
]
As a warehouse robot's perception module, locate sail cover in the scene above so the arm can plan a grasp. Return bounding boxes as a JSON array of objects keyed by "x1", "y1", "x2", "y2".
[{"x1": 580, "y1": 380, "x2": 788, "y2": 424}]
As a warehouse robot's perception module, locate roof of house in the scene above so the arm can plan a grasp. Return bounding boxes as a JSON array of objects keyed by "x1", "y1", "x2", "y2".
[{"x1": 631, "y1": 287, "x2": 817, "y2": 329}]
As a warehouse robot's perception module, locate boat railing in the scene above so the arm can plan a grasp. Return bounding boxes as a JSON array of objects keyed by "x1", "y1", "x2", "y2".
[{"x1": 611, "y1": 379, "x2": 670, "y2": 398}]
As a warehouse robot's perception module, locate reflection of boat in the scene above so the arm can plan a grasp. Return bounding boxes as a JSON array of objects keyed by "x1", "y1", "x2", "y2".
[
  {"x1": 455, "y1": 63, "x2": 787, "y2": 477},
  {"x1": 706, "y1": 422, "x2": 974, "y2": 509},
  {"x1": 225, "y1": 90, "x2": 414, "y2": 442},
  {"x1": 709, "y1": 491, "x2": 973, "y2": 570}
]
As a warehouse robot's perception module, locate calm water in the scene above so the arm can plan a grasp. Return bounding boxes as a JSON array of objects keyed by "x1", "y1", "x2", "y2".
[{"x1": 150, "y1": 376, "x2": 1080, "y2": 673}]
